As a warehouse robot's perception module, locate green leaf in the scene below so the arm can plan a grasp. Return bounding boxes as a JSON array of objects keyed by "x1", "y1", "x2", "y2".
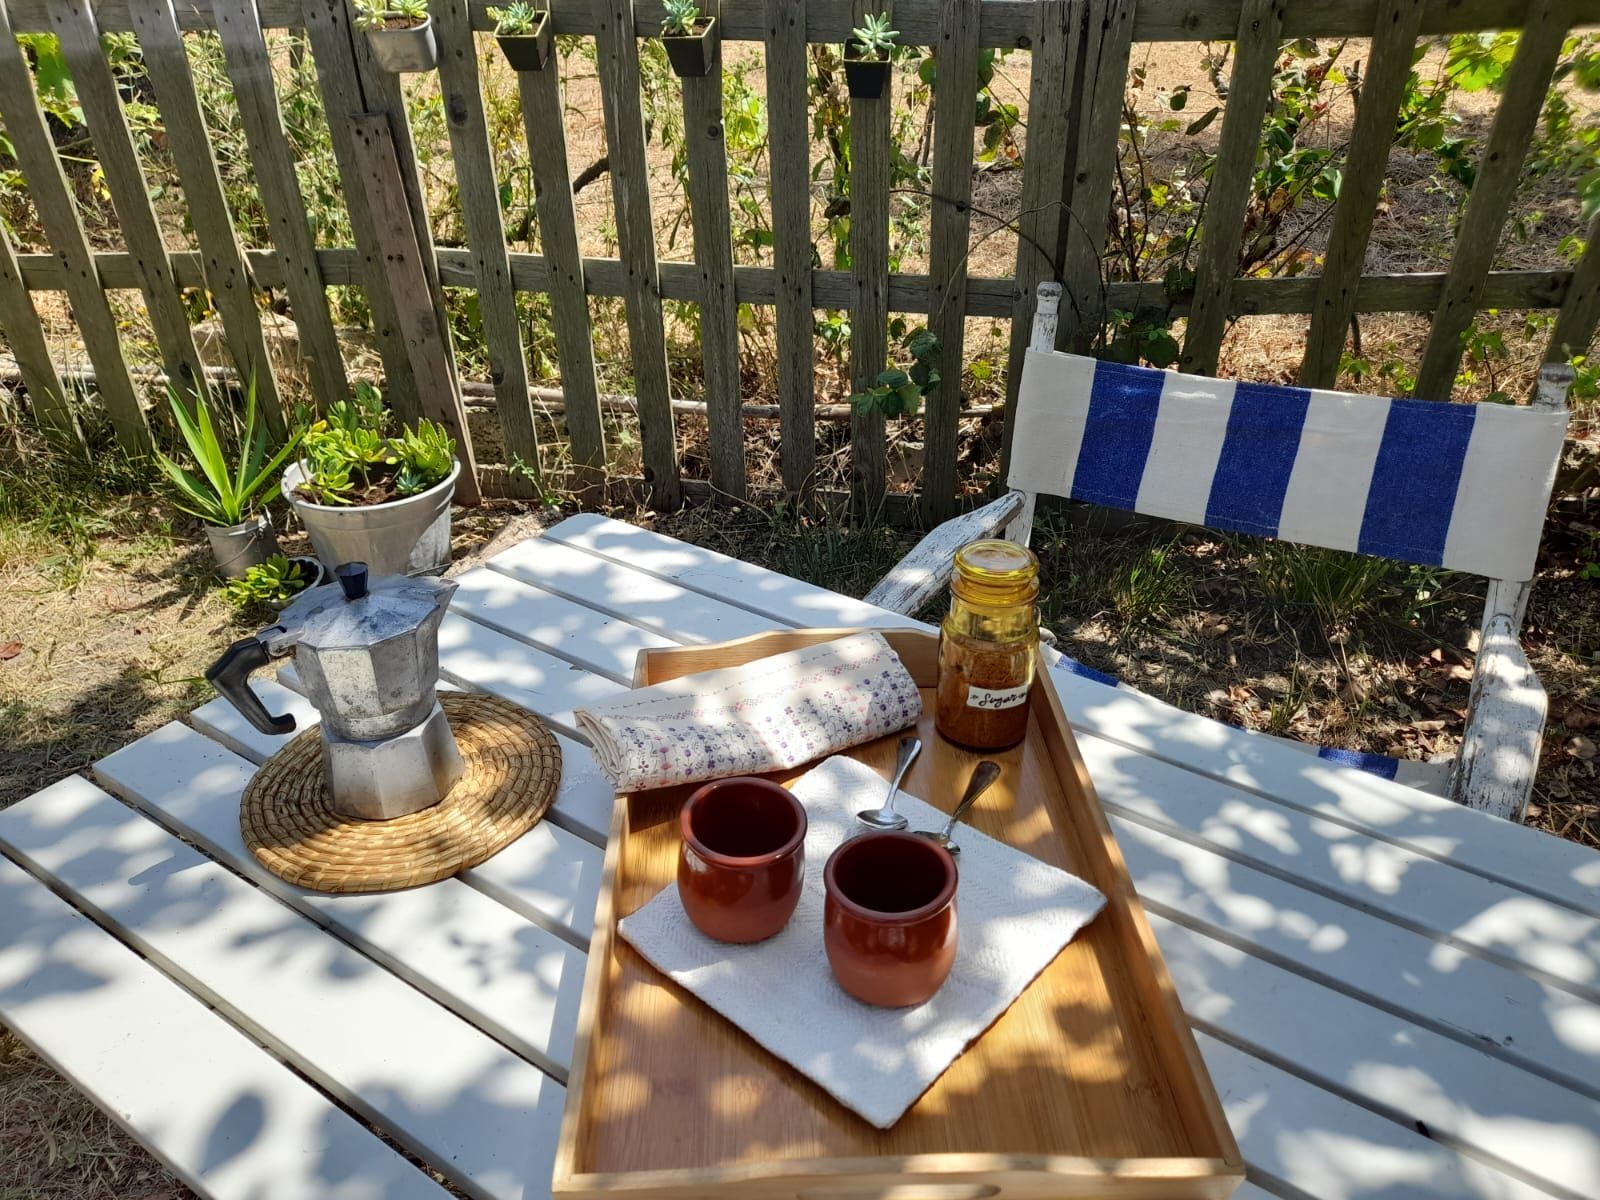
[{"x1": 1185, "y1": 107, "x2": 1220, "y2": 137}]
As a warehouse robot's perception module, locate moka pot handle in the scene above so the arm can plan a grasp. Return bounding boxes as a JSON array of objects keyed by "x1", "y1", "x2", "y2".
[{"x1": 205, "y1": 635, "x2": 297, "y2": 736}]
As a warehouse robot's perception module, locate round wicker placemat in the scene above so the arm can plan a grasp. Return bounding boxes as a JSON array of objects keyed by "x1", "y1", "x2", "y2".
[{"x1": 241, "y1": 693, "x2": 561, "y2": 893}]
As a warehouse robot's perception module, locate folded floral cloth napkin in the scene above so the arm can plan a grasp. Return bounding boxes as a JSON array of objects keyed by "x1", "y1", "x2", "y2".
[
  {"x1": 619, "y1": 754, "x2": 1108, "y2": 1128},
  {"x1": 573, "y1": 631, "x2": 924, "y2": 793}
]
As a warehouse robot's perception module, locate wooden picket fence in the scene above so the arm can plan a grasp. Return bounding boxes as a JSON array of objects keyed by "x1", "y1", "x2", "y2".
[{"x1": 2, "y1": 0, "x2": 1600, "y2": 524}]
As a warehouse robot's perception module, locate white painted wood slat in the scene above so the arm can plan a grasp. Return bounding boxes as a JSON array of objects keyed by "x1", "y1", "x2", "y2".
[
  {"x1": 450, "y1": 566, "x2": 677, "y2": 683},
  {"x1": 90, "y1": 722, "x2": 595, "y2": 1056},
  {"x1": 1152, "y1": 915, "x2": 1600, "y2": 1196},
  {"x1": 1075, "y1": 731, "x2": 1600, "y2": 1000},
  {"x1": 437, "y1": 611, "x2": 628, "y2": 734},
  {"x1": 1199, "y1": 1033, "x2": 1555, "y2": 1200},
  {"x1": 541, "y1": 516, "x2": 1600, "y2": 921},
  {"x1": 1116, "y1": 812, "x2": 1600, "y2": 1102},
  {"x1": 0, "y1": 854, "x2": 448, "y2": 1200},
  {"x1": 0, "y1": 775, "x2": 564, "y2": 1200},
  {"x1": 489, "y1": 535, "x2": 781, "y2": 646}
]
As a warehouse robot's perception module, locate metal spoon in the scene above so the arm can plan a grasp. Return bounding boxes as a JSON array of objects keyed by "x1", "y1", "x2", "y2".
[
  {"x1": 915, "y1": 760, "x2": 1002, "y2": 855},
  {"x1": 856, "y1": 735, "x2": 922, "y2": 830}
]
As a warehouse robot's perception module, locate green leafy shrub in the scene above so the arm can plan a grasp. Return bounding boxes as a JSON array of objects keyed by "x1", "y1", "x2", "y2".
[
  {"x1": 851, "y1": 326, "x2": 941, "y2": 418},
  {"x1": 155, "y1": 378, "x2": 300, "y2": 528}
]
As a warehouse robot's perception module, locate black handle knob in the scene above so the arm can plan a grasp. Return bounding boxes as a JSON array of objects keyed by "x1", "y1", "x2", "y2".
[
  {"x1": 336, "y1": 562, "x2": 369, "y2": 601},
  {"x1": 205, "y1": 636, "x2": 297, "y2": 736}
]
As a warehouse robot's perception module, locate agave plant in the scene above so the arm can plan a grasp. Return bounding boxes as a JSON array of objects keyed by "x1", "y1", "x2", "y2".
[{"x1": 155, "y1": 378, "x2": 301, "y2": 528}]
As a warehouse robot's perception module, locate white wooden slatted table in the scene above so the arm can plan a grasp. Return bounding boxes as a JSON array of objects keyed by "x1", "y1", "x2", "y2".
[{"x1": 2, "y1": 512, "x2": 1598, "y2": 1200}]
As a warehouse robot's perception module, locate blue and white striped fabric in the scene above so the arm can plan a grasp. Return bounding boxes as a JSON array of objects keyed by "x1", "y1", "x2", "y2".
[{"x1": 1009, "y1": 352, "x2": 1570, "y2": 582}]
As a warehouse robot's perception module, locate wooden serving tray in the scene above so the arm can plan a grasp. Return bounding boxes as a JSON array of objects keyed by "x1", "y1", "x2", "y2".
[{"x1": 554, "y1": 629, "x2": 1243, "y2": 1200}]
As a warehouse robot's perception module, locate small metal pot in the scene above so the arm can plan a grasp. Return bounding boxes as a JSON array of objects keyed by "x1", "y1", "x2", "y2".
[
  {"x1": 270, "y1": 556, "x2": 327, "y2": 611},
  {"x1": 282, "y1": 459, "x2": 458, "y2": 578},
  {"x1": 662, "y1": 17, "x2": 717, "y2": 78},
  {"x1": 365, "y1": 15, "x2": 437, "y2": 73},
  {"x1": 496, "y1": 11, "x2": 554, "y2": 71},
  {"x1": 206, "y1": 512, "x2": 281, "y2": 579}
]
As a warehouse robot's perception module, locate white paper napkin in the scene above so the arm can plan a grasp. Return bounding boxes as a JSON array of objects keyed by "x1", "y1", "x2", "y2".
[
  {"x1": 618, "y1": 754, "x2": 1107, "y2": 1128},
  {"x1": 574, "y1": 632, "x2": 923, "y2": 792}
]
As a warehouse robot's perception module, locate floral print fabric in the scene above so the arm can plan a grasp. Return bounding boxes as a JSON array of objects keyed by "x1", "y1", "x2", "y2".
[{"x1": 574, "y1": 632, "x2": 925, "y2": 792}]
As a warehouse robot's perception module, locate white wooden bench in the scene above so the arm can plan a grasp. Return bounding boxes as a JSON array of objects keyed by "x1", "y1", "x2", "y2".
[{"x1": 2, "y1": 513, "x2": 1597, "y2": 1199}]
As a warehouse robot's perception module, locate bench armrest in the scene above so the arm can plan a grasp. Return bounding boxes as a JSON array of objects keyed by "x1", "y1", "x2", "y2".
[
  {"x1": 863, "y1": 493, "x2": 1025, "y2": 616},
  {"x1": 1451, "y1": 612, "x2": 1548, "y2": 822}
]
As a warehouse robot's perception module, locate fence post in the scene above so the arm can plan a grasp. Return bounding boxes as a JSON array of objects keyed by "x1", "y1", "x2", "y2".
[
  {"x1": 1001, "y1": 0, "x2": 1073, "y2": 488},
  {"x1": 0, "y1": 218, "x2": 78, "y2": 451},
  {"x1": 0, "y1": 1, "x2": 148, "y2": 453},
  {"x1": 593, "y1": 0, "x2": 682, "y2": 511},
  {"x1": 765, "y1": 0, "x2": 816, "y2": 501},
  {"x1": 1540, "y1": 208, "x2": 1600, "y2": 383},
  {"x1": 849, "y1": 0, "x2": 893, "y2": 517},
  {"x1": 349, "y1": 116, "x2": 481, "y2": 505},
  {"x1": 1413, "y1": 0, "x2": 1571, "y2": 400},
  {"x1": 680, "y1": 0, "x2": 747, "y2": 502},
  {"x1": 921, "y1": 0, "x2": 982, "y2": 525}
]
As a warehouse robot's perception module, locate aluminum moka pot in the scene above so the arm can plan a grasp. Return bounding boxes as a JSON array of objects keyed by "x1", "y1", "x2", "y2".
[{"x1": 206, "y1": 562, "x2": 465, "y2": 820}]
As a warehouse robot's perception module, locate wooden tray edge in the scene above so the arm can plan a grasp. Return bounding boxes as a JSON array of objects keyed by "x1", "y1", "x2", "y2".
[{"x1": 551, "y1": 627, "x2": 1246, "y2": 1194}]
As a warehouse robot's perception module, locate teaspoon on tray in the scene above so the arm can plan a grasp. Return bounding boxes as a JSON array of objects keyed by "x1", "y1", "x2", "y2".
[
  {"x1": 913, "y1": 760, "x2": 1001, "y2": 855},
  {"x1": 855, "y1": 735, "x2": 922, "y2": 830}
]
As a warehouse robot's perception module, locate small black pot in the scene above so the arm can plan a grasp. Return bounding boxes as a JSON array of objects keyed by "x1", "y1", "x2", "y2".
[
  {"x1": 662, "y1": 16, "x2": 717, "y2": 79},
  {"x1": 496, "y1": 11, "x2": 553, "y2": 72},
  {"x1": 843, "y1": 44, "x2": 892, "y2": 99}
]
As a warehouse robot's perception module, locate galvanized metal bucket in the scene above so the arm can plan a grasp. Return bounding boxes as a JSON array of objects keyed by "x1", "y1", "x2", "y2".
[
  {"x1": 205, "y1": 512, "x2": 281, "y2": 579},
  {"x1": 282, "y1": 459, "x2": 458, "y2": 577}
]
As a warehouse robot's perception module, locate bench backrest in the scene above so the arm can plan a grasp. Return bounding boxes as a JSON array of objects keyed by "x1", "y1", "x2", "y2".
[{"x1": 1007, "y1": 350, "x2": 1569, "y2": 582}]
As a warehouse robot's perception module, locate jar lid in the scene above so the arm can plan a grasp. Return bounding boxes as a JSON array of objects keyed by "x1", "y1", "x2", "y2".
[{"x1": 952, "y1": 539, "x2": 1039, "y2": 606}]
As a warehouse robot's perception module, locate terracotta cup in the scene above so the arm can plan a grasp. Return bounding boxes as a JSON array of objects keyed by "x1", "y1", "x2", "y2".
[
  {"x1": 824, "y1": 831, "x2": 959, "y2": 1007},
  {"x1": 678, "y1": 777, "x2": 807, "y2": 943}
]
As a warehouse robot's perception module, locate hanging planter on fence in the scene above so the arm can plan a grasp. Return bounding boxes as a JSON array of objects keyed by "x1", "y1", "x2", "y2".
[
  {"x1": 491, "y1": 5, "x2": 555, "y2": 71},
  {"x1": 843, "y1": 12, "x2": 898, "y2": 100},
  {"x1": 356, "y1": 3, "x2": 438, "y2": 73},
  {"x1": 661, "y1": 16, "x2": 718, "y2": 79}
]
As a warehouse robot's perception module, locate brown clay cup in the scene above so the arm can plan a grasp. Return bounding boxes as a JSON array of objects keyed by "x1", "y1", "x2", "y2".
[
  {"x1": 677, "y1": 777, "x2": 807, "y2": 943},
  {"x1": 824, "y1": 831, "x2": 959, "y2": 1007}
]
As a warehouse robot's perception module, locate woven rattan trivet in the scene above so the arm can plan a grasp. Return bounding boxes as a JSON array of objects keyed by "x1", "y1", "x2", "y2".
[{"x1": 241, "y1": 693, "x2": 561, "y2": 893}]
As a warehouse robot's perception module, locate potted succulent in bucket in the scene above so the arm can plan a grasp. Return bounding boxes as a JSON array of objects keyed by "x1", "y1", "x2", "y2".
[
  {"x1": 659, "y1": 0, "x2": 716, "y2": 79},
  {"x1": 843, "y1": 12, "x2": 898, "y2": 99},
  {"x1": 355, "y1": 0, "x2": 437, "y2": 73},
  {"x1": 489, "y1": 3, "x2": 554, "y2": 71},
  {"x1": 282, "y1": 386, "x2": 461, "y2": 577},
  {"x1": 155, "y1": 378, "x2": 301, "y2": 579}
]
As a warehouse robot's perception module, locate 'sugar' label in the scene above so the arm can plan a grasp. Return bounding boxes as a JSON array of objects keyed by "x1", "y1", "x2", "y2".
[{"x1": 966, "y1": 683, "x2": 1029, "y2": 711}]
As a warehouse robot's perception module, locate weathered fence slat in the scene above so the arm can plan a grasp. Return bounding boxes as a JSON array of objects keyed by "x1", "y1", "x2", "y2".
[
  {"x1": 1543, "y1": 208, "x2": 1600, "y2": 376},
  {"x1": 1413, "y1": 0, "x2": 1572, "y2": 400},
  {"x1": 594, "y1": 0, "x2": 681, "y2": 510},
  {"x1": 680, "y1": 6, "x2": 748, "y2": 501},
  {"x1": 765, "y1": 0, "x2": 816, "y2": 498},
  {"x1": 0, "y1": 1, "x2": 148, "y2": 452},
  {"x1": 1178, "y1": 0, "x2": 1284, "y2": 376},
  {"x1": 302, "y1": 0, "x2": 423, "y2": 424},
  {"x1": 848, "y1": 0, "x2": 893, "y2": 515},
  {"x1": 214, "y1": 0, "x2": 350, "y2": 411},
  {"x1": 55, "y1": 0, "x2": 209, "y2": 401},
  {"x1": 516, "y1": 62, "x2": 606, "y2": 497},
  {"x1": 433, "y1": 0, "x2": 539, "y2": 490},
  {"x1": 348, "y1": 115, "x2": 481, "y2": 505},
  {"x1": 344, "y1": 0, "x2": 463, "y2": 432},
  {"x1": 1001, "y1": 0, "x2": 1072, "y2": 484},
  {"x1": 921, "y1": 0, "x2": 982, "y2": 524},
  {"x1": 11, "y1": 0, "x2": 1600, "y2": 45},
  {"x1": 0, "y1": 218, "x2": 78, "y2": 449},
  {"x1": 133, "y1": 0, "x2": 288, "y2": 436},
  {"x1": 1299, "y1": 0, "x2": 1427, "y2": 388},
  {"x1": 1056, "y1": 0, "x2": 1137, "y2": 353}
]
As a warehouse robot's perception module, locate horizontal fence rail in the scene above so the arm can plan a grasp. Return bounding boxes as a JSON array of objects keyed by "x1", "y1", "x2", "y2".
[{"x1": 0, "y1": 0, "x2": 1597, "y2": 521}]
